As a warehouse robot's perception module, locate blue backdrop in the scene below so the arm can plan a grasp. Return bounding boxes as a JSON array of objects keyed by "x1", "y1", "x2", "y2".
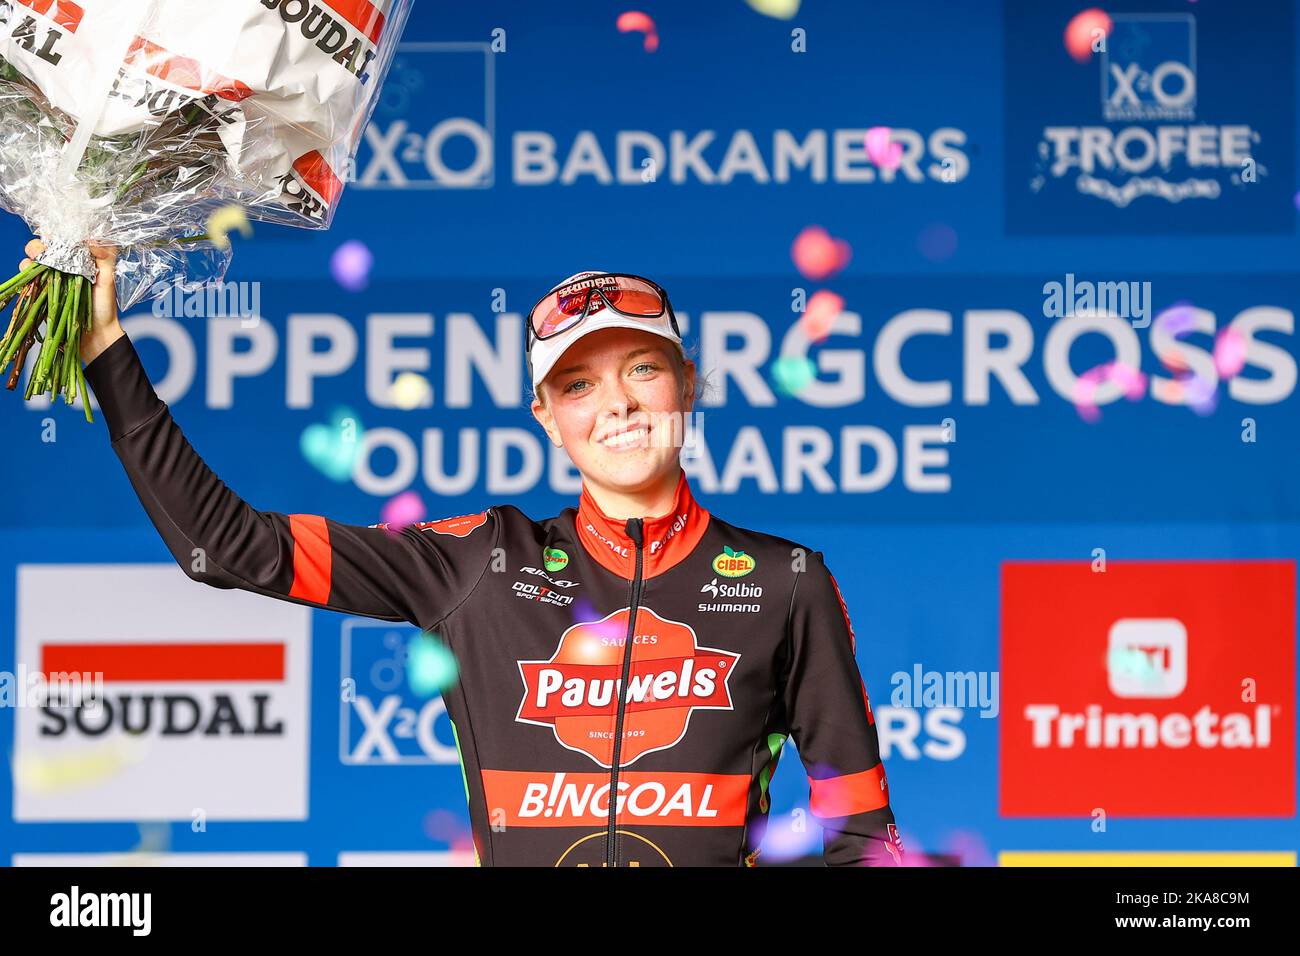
[{"x1": 1, "y1": 0, "x2": 1297, "y2": 865}]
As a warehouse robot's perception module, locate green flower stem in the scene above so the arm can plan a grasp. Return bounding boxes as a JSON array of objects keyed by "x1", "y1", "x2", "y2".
[
  {"x1": 0, "y1": 285, "x2": 46, "y2": 368},
  {"x1": 34, "y1": 274, "x2": 74, "y2": 389},
  {"x1": 77, "y1": 356, "x2": 91, "y2": 422},
  {"x1": 0, "y1": 262, "x2": 46, "y2": 298}
]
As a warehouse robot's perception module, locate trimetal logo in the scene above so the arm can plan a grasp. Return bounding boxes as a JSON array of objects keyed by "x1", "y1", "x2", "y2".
[
  {"x1": 516, "y1": 606, "x2": 740, "y2": 767},
  {"x1": 1107, "y1": 618, "x2": 1187, "y2": 698},
  {"x1": 1000, "y1": 561, "x2": 1295, "y2": 817}
]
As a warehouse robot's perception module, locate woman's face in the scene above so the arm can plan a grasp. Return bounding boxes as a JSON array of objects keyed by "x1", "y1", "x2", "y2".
[{"x1": 531, "y1": 326, "x2": 696, "y2": 496}]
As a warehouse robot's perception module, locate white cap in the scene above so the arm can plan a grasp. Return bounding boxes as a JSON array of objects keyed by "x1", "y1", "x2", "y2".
[{"x1": 529, "y1": 271, "x2": 683, "y2": 391}]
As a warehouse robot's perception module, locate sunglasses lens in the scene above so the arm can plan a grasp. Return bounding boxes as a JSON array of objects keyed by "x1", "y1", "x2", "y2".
[{"x1": 530, "y1": 275, "x2": 666, "y2": 339}]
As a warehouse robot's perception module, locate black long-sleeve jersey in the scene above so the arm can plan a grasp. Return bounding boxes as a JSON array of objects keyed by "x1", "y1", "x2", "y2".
[{"x1": 84, "y1": 334, "x2": 903, "y2": 867}]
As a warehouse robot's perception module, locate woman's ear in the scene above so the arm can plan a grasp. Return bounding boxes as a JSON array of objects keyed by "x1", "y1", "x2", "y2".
[
  {"x1": 530, "y1": 389, "x2": 564, "y2": 448},
  {"x1": 681, "y1": 358, "x2": 697, "y2": 412}
]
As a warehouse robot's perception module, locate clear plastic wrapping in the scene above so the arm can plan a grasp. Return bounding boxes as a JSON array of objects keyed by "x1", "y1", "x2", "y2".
[{"x1": 0, "y1": 0, "x2": 412, "y2": 308}]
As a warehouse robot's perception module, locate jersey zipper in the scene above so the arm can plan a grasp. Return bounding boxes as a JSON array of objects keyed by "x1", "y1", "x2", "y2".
[{"x1": 605, "y1": 516, "x2": 644, "y2": 868}]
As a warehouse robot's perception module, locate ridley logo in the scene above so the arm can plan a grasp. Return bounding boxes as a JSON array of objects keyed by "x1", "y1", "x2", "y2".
[{"x1": 516, "y1": 606, "x2": 740, "y2": 767}]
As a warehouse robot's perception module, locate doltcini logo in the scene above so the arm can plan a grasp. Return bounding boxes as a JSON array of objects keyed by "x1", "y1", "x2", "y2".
[
  {"x1": 712, "y1": 546, "x2": 755, "y2": 578},
  {"x1": 543, "y1": 547, "x2": 569, "y2": 572}
]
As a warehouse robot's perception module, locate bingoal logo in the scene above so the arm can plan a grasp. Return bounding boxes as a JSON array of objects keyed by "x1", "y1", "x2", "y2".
[{"x1": 1000, "y1": 561, "x2": 1295, "y2": 818}]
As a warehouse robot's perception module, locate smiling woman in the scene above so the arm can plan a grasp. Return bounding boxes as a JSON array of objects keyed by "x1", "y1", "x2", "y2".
[{"x1": 75, "y1": 258, "x2": 904, "y2": 868}]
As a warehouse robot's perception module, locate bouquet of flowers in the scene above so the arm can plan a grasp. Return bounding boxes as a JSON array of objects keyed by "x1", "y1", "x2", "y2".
[{"x1": 0, "y1": 0, "x2": 411, "y2": 418}]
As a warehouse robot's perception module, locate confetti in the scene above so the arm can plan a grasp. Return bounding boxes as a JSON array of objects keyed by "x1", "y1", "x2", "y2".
[
  {"x1": 205, "y1": 204, "x2": 253, "y2": 251},
  {"x1": 331, "y1": 239, "x2": 373, "y2": 291},
  {"x1": 390, "y1": 371, "x2": 432, "y2": 410},
  {"x1": 1072, "y1": 364, "x2": 1107, "y2": 423},
  {"x1": 755, "y1": 810, "x2": 823, "y2": 863},
  {"x1": 1064, "y1": 8, "x2": 1113, "y2": 64},
  {"x1": 864, "y1": 126, "x2": 903, "y2": 171},
  {"x1": 791, "y1": 225, "x2": 851, "y2": 281},
  {"x1": 1105, "y1": 360, "x2": 1147, "y2": 401},
  {"x1": 407, "y1": 632, "x2": 459, "y2": 697},
  {"x1": 1214, "y1": 325, "x2": 1247, "y2": 379},
  {"x1": 381, "y1": 490, "x2": 425, "y2": 533},
  {"x1": 1074, "y1": 362, "x2": 1147, "y2": 422},
  {"x1": 917, "y1": 222, "x2": 958, "y2": 262},
  {"x1": 1153, "y1": 301, "x2": 1198, "y2": 373},
  {"x1": 300, "y1": 406, "x2": 363, "y2": 482},
  {"x1": 745, "y1": 0, "x2": 801, "y2": 18},
  {"x1": 1181, "y1": 371, "x2": 1219, "y2": 416},
  {"x1": 616, "y1": 11, "x2": 659, "y2": 52},
  {"x1": 12, "y1": 735, "x2": 148, "y2": 794},
  {"x1": 771, "y1": 355, "x2": 817, "y2": 396},
  {"x1": 799, "y1": 290, "x2": 844, "y2": 342}
]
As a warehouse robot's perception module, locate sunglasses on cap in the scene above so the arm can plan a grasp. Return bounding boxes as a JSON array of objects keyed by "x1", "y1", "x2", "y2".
[{"x1": 525, "y1": 272, "x2": 681, "y2": 356}]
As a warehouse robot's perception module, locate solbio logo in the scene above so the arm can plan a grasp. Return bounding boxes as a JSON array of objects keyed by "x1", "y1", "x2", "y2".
[
  {"x1": 712, "y1": 546, "x2": 755, "y2": 578},
  {"x1": 543, "y1": 547, "x2": 569, "y2": 572}
]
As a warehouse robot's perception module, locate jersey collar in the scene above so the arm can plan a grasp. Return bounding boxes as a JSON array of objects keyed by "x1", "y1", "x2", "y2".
[{"x1": 575, "y1": 470, "x2": 710, "y2": 580}]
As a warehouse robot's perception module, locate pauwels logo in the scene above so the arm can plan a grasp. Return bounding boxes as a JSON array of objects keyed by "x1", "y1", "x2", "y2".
[{"x1": 516, "y1": 606, "x2": 740, "y2": 767}]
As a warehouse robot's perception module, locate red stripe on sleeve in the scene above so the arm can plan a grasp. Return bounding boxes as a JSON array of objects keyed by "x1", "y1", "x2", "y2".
[
  {"x1": 288, "y1": 514, "x2": 332, "y2": 604},
  {"x1": 809, "y1": 764, "x2": 890, "y2": 818},
  {"x1": 827, "y1": 570, "x2": 856, "y2": 653}
]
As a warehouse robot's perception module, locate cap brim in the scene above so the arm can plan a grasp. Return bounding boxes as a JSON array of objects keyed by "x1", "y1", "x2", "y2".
[{"x1": 530, "y1": 310, "x2": 682, "y2": 390}]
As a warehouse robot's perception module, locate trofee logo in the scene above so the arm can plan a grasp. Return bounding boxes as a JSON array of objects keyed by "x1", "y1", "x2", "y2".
[
  {"x1": 14, "y1": 566, "x2": 310, "y2": 821},
  {"x1": 1000, "y1": 561, "x2": 1295, "y2": 817},
  {"x1": 516, "y1": 606, "x2": 740, "y2": 767}
]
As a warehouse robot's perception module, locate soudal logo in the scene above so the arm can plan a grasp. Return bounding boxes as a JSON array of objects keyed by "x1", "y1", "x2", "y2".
[
  {"x1": 1001, "y1": 561, "x2": 1295, "y2": 817},
  {"x1": 712, "y1": 546, "x2": 755, "y2": 577},
  {"x1": 516, "y1": 605, "x2": 740, "y2": 767},
  {"x1": 37, "y1": 642, "x2": 287, "y2": 739},
  {"x1": 583, "y1": 521, "x2": 629, "y2": 559},
  {"x1": 3, "y1": 0, "x2": 84, "y2": 66},
  {"x1": 259, "y1": 0, "x2": 385, "y2": 84}
]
